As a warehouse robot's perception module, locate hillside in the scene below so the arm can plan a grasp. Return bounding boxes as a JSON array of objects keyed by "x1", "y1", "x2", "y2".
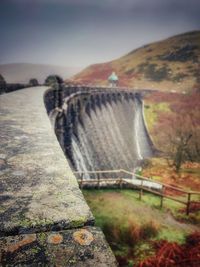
[
  {"x1": 73, "y1": 31, "x2": 200, "y2": 93},
  {"x1": 0, "y1": 63, "x2": 82, "y2": 84}
]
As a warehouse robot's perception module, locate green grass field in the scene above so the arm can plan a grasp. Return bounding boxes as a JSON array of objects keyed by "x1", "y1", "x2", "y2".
[{"x1": 83, "y1": 189, "x2": 199, "y2": 266}]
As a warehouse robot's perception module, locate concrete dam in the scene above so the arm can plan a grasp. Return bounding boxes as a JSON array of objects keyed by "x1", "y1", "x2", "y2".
[{"x1": 45, "y1": 86, "x2": 154, "y2": 178}]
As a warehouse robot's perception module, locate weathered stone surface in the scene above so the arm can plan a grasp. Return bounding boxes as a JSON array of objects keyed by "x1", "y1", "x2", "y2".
[
  {"x1": 0, "y1": 227, "x2": 118, "y2": 266},
  {"x1": 0, "y1": 87, "x2": 94, "y2": 236}
]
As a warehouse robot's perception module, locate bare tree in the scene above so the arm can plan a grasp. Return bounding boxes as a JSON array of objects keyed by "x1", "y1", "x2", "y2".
[{"x1": 153, "y1": 93, "x2": 200, "y2": 172}]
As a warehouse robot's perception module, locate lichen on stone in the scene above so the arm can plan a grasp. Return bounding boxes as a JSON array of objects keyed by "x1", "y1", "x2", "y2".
[
  {"x1": 47, "y1": 233, "x2": 63, "y2": 245},
  {"x1": 73, "y1": 229, "x2": 94, "y2": 246}
]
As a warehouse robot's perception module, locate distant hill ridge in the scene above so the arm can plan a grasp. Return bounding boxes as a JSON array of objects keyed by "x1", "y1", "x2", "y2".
[
  {"x1": 73, "y1": 31, "x2": 200, "y2": 92},
  {"x1": 0, "y1": 63, "x2": 82, "y2": 84}
]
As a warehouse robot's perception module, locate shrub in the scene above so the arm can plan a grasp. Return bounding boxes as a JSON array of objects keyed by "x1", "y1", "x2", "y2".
[
  {"x1": 44, "y1": 75, "x2": 63, "y2": 88},
  {"x1": 171, "y1": 72, "x2": 188, "y2": 82},
  {"x1": 0, "y1": 74, "x2": 6, "y2": 94},
  {"x1": 101, "y1": 217, "x2": 159, "y2": 249},
  {"x1": 136, "y1": 232, "x2": 200, "y2": 267},
  {"x1": 137, "y1": 63, "x2": 147, "y2": 73},
  {"x1": 29, "y1": 78, "x2": 39, "y2": 87},
  {"x1": 6, "y1": 83, "x2": 27, "y2": 93},
  {"x1": 140, "y1": 221, "x2": 159, "y2": 239},
  {"x1": 158, "y1": 44, "x2": 198, "y2": 62},
  {"x1": 142, "y1": 159, "x2": 152, "y2": 168},
  {"x1": 125, "y1": 68, "x2": 135, "y2": 76},
  {"x1": 144, "y1": 64, "x2": 171, "y2": 81}
]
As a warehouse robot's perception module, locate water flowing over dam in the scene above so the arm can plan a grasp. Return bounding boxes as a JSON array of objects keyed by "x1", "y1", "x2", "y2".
[{"x1": 46, "y1": 86, "x2": 154, "y2": 178}]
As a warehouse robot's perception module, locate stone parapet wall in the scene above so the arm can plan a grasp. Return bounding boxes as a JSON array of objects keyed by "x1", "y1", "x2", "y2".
[{"x1": 0, "y1": 86, "x2": 117, "y2": 266}]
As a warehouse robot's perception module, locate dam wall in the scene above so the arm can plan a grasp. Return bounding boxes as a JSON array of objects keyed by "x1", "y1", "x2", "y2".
[{"x1": 46, "y1": 85, "x2": 154, "y2": 179}]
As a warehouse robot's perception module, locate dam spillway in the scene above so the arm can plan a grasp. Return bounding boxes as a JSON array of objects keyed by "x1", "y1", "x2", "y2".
[{"x1": 45, "y1": 86, "x2": 154, "y2": 178}]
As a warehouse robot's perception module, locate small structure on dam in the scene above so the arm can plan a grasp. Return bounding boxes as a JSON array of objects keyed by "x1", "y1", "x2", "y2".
[{"x1": 108, "y1": 72, "x2": 119, "y2": 87}]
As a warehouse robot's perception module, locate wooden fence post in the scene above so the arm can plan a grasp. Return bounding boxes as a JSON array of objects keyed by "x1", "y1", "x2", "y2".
[
  {"x1": 186, "y1": 193, "x2": 191, "y2": 215},
  {"x1": 80, "y1": 173, "x2": 83, "y2": 189},
  {"x1": 160, "y1": 185, "x2": 165, "y2": 209},
  {"x1": 97, "y1": 173, "x2": 100, "y2": 189},
  {"x1": 139, "y1": 180, "x2": 143, "y2": 200},
  {"x1": 119, "y1": 178, "x2": 123, "y2": 189}
]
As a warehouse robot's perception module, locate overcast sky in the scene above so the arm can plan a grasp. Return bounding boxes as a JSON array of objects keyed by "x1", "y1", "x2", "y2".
[{"x1": 0, "y1": 0, "x2": 200, "y2": 68}]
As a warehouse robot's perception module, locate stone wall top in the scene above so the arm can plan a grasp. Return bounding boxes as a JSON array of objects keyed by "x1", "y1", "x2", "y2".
[{"x1": 0, "y1": 86, "x2": 94, "y2": 237}]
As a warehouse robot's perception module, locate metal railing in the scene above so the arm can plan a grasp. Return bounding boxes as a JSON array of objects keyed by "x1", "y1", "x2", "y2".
[{"x1": 73, "y1": 169, "x2": 200, "y2": 215}]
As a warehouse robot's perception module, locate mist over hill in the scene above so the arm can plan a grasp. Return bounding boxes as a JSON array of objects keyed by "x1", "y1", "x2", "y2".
[
  {"x1": 0, "y1": 63, "x2": 82, "y2": 84},
  {"x1": 73, "y1": 31, "x2": 200, "y2": 93}
]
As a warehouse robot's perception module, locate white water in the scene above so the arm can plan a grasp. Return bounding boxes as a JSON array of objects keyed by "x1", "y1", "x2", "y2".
[
  {"x1": 134, "y1": 106, "x2": 143, "y2": 160},
  {"x1": 77, "y1": 124, "x2": 95, "y2": 173},
  {"x1": 71, "y1": 135, "x2": 90, "y2": 179},
  {"x1": 106, "y1": 102, "x2": 132, "y2": 168},
  {"x1": 69, "y1": 95, "x2": 153, "y2": 177}
]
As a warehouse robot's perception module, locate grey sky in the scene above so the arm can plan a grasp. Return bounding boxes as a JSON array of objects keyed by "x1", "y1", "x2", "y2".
[{"x1": 0, "y1": 0, "x2": 199, "y2": 68}]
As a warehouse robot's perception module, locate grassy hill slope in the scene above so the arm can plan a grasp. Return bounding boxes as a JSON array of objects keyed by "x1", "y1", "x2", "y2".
[{"x1": 73, "y1": 31, "x2": 200, "y2": 93}]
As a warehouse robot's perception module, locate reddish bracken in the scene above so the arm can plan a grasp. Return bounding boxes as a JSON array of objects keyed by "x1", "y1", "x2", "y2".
[
  {"x1": 136, "y1": 232, "x2": 200, "y2": 267},
  {"x1": 179, "y1": 201, "x2": 200, "y2": 213}
]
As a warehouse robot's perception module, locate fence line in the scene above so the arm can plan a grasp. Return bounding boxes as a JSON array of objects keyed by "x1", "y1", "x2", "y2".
[{"x1": 73, "y1": 169, "x2": 200, "y2": 215}]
